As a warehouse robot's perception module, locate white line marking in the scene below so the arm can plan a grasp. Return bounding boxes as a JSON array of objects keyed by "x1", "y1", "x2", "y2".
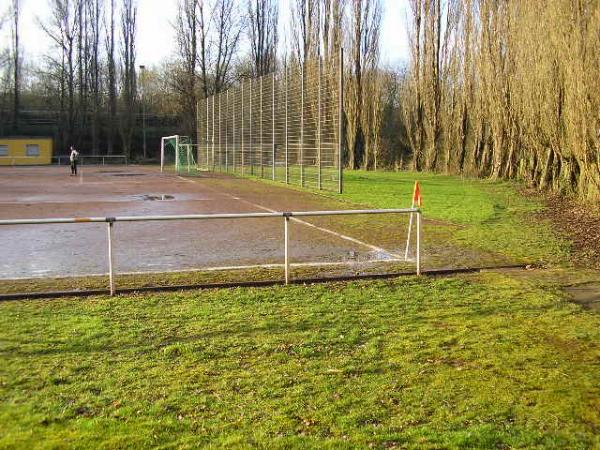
[
  {"x1": 0, "y1": 258, "x2": 411, "y2": 281},
  {"x1": 213, "y1": 189, "x2": 404, "y2": 259},
  {"x1": 177, "y1": 176, "x2": 197, "y2": 184}
]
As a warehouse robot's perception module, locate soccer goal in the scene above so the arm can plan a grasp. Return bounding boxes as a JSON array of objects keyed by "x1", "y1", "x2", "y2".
[{"x1": 160, "y1": 135, "x2": 199, "y2": 174}]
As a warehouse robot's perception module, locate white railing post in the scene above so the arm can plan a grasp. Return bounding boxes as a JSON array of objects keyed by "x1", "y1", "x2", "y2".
[
  {"x1": 284, "y1": 214, "x2": 290, "y2": 284},
  {"x1": 416, "y1": 210, "x2": 422, "y2": 276},
  {"x1": 107, "y1": 220, "x2": 116, "y2": 295}
]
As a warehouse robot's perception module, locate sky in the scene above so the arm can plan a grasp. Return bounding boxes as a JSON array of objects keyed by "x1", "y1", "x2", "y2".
[{"x1": 0, "y1": 0, "x2": 410, "y2": 70}]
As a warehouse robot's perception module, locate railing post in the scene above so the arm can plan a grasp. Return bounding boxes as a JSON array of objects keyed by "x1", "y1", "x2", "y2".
[
  {"x1": 107, "y1": 220, "x2": 116, "y2": 295},
  {"x1": 284, "y1": 214, "x2": 290, "y2": 285},
  {"x1": 416, "y1": 210, "x2": 422, "y2": 276}
]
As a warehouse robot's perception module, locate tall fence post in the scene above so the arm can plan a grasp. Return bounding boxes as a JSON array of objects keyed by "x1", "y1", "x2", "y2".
[
  {"x1": 272, "y1": 72, "x2": 276, "y2": 181},
  {"x1": 300, "y1": 63, "x2": 305, "y2": 187},
  {"x1": 225, "y1": 90, "x2": 229, "y2": 172},
  {"x1": 212, "y1": 96, "x2": 215, "y2": 170},
  {"x1": 250, "y1": 78, "x2": 253, "y2": 175},
  {"x1": 284, "y1": 214, "x2": 290, "y2": 285},
  {"x1": 219, "y1": 93, "x2": 223, "y2": 170},
  {"x1": 107, "y1": 220, "x2": 116, "y2": 295},
  {"x1": 285, "y1": 63, "x2": 289, "y2": 184},
  {"x1": 205, "y1": 98, "x2": 209, "y2": 170},
  {"x1": 232, "y1": 88, "x2": 236, "y2": 173},
  {"x1": 260, "y1": 76, "x2": 264, "y2": 178},
  {"x1": 241, "y1": 82, "x2": 245, "y2": 175},
  {"x1": 318, "y1": 57, "x2": 322, "y2": 190},
  {"x1": 338, "y1": 48, "x2": 344, "y2": 194}
]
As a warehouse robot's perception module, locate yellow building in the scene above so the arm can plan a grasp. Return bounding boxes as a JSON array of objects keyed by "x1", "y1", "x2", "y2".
[{"x1": 0, "y1": 137, "x2": 54, "y2": 166}]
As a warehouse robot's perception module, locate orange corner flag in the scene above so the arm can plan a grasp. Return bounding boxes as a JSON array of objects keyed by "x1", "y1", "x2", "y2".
[{"x1": 412, "y1": 181, "x2": 423, "y2": 208}]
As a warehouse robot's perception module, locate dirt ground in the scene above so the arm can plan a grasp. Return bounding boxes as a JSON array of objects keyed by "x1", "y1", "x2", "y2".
[{"x1": 0, "y1": 165, "x2": 420, "y2": 281}]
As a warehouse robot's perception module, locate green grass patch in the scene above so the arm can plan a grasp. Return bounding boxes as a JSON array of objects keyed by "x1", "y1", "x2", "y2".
[
  {"x1": 336, "y1": 171, "x2": 570, "y2": 265},
  {"x1": 208, "y1": 168, "x2": 570, "y2": 265},
  {"x1": 1, "y1": 273, "x2": 598, "y2": 448}
]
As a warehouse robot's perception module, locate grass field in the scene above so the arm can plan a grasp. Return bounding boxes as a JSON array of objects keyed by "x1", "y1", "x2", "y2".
[{"x1": 1, "y1": 170, "x2": 599, "y2": 449}]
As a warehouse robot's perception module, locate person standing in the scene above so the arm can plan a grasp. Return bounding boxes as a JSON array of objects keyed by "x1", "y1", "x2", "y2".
[{"x1": 69, "y1": 146, "x2": 79, "y2": 176}]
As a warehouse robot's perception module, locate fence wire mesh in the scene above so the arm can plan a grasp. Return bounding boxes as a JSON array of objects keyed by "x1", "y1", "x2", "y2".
[{"x1": 197, "y1": 57, "x2": 343, "y2": 192}]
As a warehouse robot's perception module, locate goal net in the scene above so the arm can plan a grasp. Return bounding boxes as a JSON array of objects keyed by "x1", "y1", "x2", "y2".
[{"x1": 160, "y1": 135, "x2": 200, "y2": 174}]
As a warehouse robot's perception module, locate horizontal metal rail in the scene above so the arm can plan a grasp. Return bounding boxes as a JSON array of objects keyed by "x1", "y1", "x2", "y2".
[
  {"x1": 0, "y1": 208, "x2": 420, "y2": 226},
  {"x1": 0, "y1": 208, "x2": 423, "y2": 295}
]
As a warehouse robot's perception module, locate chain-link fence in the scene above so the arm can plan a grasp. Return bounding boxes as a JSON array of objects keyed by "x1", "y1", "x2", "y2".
[{"x1": 197, "y1": 55, "x2": 344, "y2": 193}]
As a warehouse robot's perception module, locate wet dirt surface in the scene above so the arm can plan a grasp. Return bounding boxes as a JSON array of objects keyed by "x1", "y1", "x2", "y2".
[
  {"x1": 0, "y1": 166, "x2": 419, "y2": 279},
  {"x1": 565, "y1": 283, "x2": 600, "y2": 312}
]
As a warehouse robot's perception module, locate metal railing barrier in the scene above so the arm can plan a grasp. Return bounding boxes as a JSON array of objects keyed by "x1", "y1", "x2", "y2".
[{"x1": 0, "y1": 208, "x2": 422, "y2": 295}]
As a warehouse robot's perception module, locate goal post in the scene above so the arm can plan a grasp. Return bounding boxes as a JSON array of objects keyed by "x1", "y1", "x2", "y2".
[{"x1": 160, "y1": 135, "x2": 179, "y2": 173}]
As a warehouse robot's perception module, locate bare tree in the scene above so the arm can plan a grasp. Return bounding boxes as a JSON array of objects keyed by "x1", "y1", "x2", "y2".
[
  {"x1": 212, "y1": 0, "x2": 243, "y2": 92},
  {"x1": 41, "y1": 0, "x2": 80, "y2": 149},
  {"x1": 105, "y1": 0, "x2": 117, "y2": 154},
  {"x1": 345, "y1": 0, "x2": 381, "y2": 169},
  {"x1": 87, "y1": 0, "x2": 102, "y2": 153},
  {"x1": 119, "y1": 0, "x2": 137, "y2": 158},
  {"x1": 11, "y1": 0, "x2": 20, "y2": 133},
  {"x1": 248, "y1": 0, "x2": 278, "y2": 77},
  {"x1": 174, "y1": 0, "x2": 199, "y2": 136}
]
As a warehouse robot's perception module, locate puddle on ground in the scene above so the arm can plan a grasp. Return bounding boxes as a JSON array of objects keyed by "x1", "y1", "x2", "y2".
[
  {"x1": 138, "y1": 194, "x2": 175, "y2": 201},
  {"x1": 343, "y1": 249, "x2": 398, "y2": 262},
  {"x1": 565, "y1": 283, "x2": 600, "y2": 312},
  {"x1": 109, "y1": 173, "x2": 147, "y2": 177}
]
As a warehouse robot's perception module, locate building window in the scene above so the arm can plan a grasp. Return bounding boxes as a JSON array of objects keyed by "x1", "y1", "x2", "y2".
[
  {"x1": 26, "y1": 144, "x2": 40, "y2": 157},
  {"x1": 0, "y1": 145, "x2": 8, "y2": 156}
]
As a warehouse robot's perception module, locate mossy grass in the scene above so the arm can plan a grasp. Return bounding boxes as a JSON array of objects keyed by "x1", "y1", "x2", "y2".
[{"x1": 1, "y1": 273, "x2": 598, "y2": 448}]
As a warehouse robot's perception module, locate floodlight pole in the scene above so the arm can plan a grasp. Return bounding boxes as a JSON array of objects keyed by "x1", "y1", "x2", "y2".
[{"x1": 139, "y1": 65, "x2": 147, "y2": 160}]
